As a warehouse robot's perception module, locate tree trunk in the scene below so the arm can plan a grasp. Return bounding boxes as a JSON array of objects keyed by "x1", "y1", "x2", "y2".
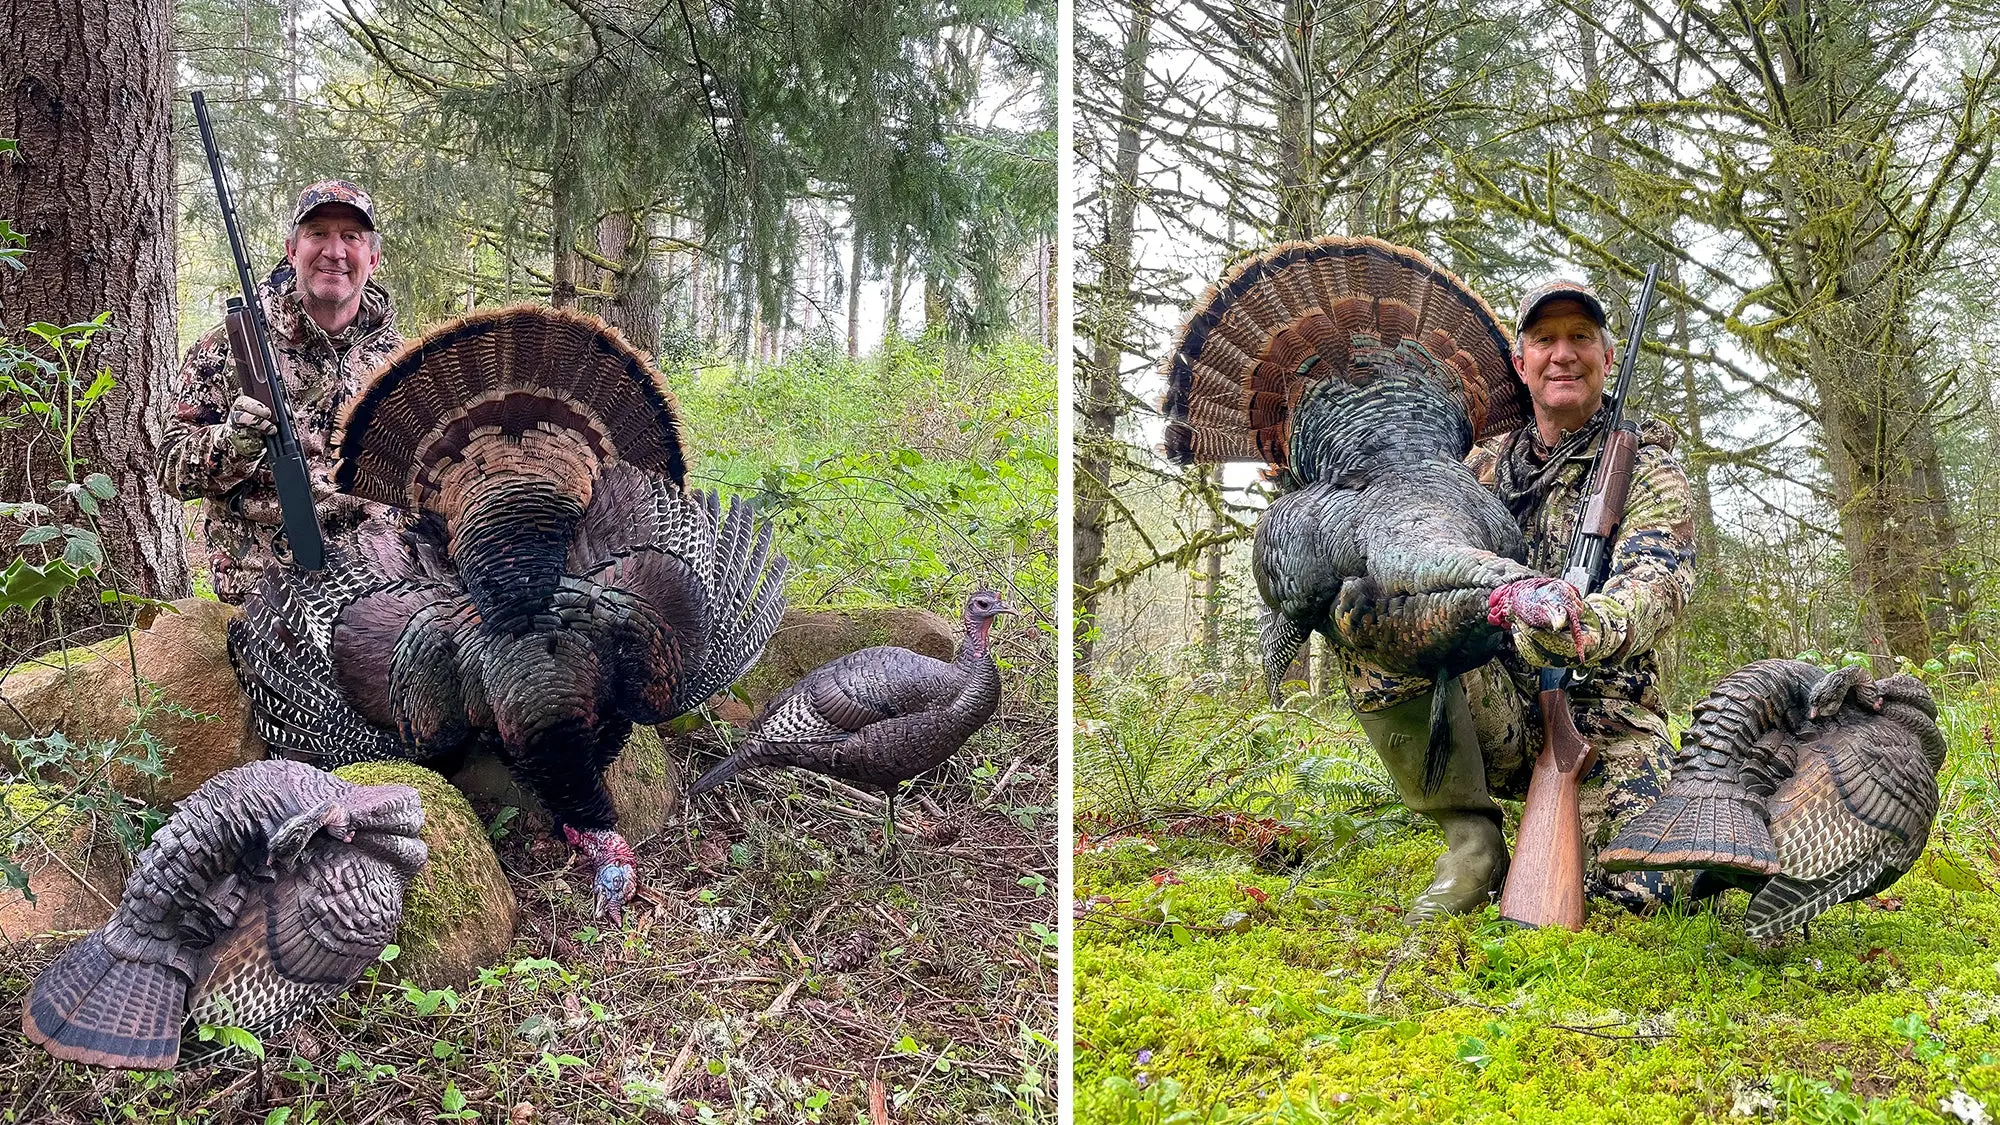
[
  {"x1": 924, "y1": 270, "x2": 947, "y2": 334},
  {"x1": 1273, "y1": 0, "x2": 1316, "y2": 239},
  {"x1": 1199, "y1": 471, "x2": 1225, "y2": 663},
  {"x1": 1, "y1": 0, "x2": 188, "y2": 658},
  {"x1": 846, "y1": 220, "x2": 862, "y2": 358},
  {"x1": 549, "y1": 180, "x2": 579, "y2": 309},
  {"x1": 885, "y1": 235, "x2": 905, "y2": 342},
  {"x1": 1075, "y1": 0, "x2": 1152, "y2": 673}
]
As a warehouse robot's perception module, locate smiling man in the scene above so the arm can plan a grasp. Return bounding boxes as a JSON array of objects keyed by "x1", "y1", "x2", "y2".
[
  {"x1": 162, "y1": 180, "x2": 405, "y2": 602},
  {"x1": 1344, "y1": 277, "x2": 1699, "y2": 921}
]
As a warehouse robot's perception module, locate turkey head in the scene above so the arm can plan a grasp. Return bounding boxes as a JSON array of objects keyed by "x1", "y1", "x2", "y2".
[
  {"x1": 23, "y1": 760, "x2": 425, "y2": 1070},
  {"x1": 228, "y1": 305, "x2": 789, "y2": 922}
]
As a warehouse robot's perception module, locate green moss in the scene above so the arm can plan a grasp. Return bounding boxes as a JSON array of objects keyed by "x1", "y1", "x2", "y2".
[
  {"x1": 333, "y1": 760, "x2": 505, "y2": 973},
  {"x1": 621, "y1": 725, "x2": 669, "y2": 787},
  {"x1": 1076, "y1": 692, "x2": 2000, "y2": 1124},
  {"x1": 0, "y1": 784, "x2": 82, "y2": 837}
]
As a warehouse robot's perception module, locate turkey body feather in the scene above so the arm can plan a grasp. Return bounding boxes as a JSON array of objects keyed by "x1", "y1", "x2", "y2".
[
  {"x1": 229, "y1": 305, "x2": 788, "y2": 918},
  {"x1": 689, "y1": 593, "x2": 1014, "y2": 844},
  {"x1": 22, "y1": 760, "x2": 425, "y2": 1069},
  {"x1": 1161, "y1": 237, "x2": 1536, "y2": 791},
  {"x1": 1603, "y1": 663, "x2": 1944, "y2": 938}
]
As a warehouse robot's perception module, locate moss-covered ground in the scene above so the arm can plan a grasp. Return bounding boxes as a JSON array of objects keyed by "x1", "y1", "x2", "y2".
[{"x1": 1075, "y1": 680, "x2": 2000, "y2": 1124}]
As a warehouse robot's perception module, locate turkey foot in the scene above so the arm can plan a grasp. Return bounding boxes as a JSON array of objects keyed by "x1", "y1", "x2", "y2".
[{"x1": 563, "y1": 826, "x2": 638, "y2": 922}]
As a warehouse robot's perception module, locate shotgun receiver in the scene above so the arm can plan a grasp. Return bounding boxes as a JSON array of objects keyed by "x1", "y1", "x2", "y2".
[
  {"x1": 190, "y1": 90, "x2": 326, "y2": 571},
  {"x1": 1497, "y1": 262, "x2": 1660, "y2": 930}
]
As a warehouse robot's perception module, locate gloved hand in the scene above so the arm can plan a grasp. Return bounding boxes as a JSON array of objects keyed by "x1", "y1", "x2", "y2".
[
  {"x1": 216, "y1": 393, "x2": 276, "y2": 458},
  {"x1": 1488, "y1": 576, "x2": 1609, "y2": 667}
]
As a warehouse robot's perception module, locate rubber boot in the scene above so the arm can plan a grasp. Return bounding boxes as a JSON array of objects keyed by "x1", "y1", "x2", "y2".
[{"x1": 1355, "y1": 678, "x2": 1508, "y2": 923}]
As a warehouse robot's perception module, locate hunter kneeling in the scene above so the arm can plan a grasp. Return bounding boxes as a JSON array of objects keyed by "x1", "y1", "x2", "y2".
[{"x1": 1348, "y1": 276, "x2": 1696, "y2": 924}]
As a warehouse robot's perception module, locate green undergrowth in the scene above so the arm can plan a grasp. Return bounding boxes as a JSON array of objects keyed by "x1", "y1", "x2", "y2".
[
  {"x1": 1075, "y1": 672, "x2": 2000, "y2": 1124},
  {"x1": 673, "y1": 332, "x2": 1055, "y2": 614}
]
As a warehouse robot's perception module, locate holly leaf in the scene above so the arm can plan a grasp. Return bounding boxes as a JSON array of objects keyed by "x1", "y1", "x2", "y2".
[{"x1": 0, "y1": 556, "x2": 84, "y2": 615}]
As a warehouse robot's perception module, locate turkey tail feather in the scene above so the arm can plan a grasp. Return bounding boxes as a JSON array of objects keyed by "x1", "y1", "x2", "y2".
[
  {"x1": 1160, "y1": 237, "x2": 1525, "y2": 469},
  {"x1": 674, "y1": 494, "x2": 789, "y2": 715},
  {"x1": 333, "y1": 304, "x2": 688, "y2": 514},
  {"x1": 688, "y1": 748, "x2": 757, "y2": 799},
  {"x1": 1420, "y1": 672, "x2": 1455, "y2": 796},
  {"x1": 22, "y1": 932, "x2": 188, "y2": 1070},
  {"x1": 1599, "y1": 794, "x2": 1781, "y2": 876}
]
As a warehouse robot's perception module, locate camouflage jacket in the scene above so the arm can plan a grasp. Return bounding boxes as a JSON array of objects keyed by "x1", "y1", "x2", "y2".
[
  {"x1": 160, "y1": 265, "x2": 404, "y2": 602},
  {"x1": 1341, "y1": 414, "x2": 1698, "y2": 737}
]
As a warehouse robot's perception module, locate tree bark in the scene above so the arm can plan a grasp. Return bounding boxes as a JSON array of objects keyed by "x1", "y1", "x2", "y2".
[
  {"x1": 846, "y1": 220, "x2": 862, "y2": 358},
  {"x1": 1075, "y1": 0, "x2": 1152, "y2": 673},
  {"x1": 1273, "y1": 0, "x2": 1317, "y2": 239},
  {"x1": 885, "y1": 234, "x2": 905, "y2": 341},
  {"x1": 1, "y1": 0, "x2": 188, "y2": 657}
]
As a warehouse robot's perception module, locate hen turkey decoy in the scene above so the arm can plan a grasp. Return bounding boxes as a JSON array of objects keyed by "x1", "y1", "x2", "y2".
[
  {"x1": 1603, "y1": 663, "x2": 1945, "y2": 938},
  {"x1": 228, "y1": 305, "x2": 788, "y2": 921},
  {"x1": 23, "y1": 760, "x2": 425, "y2": 1070},
  {"x1": 1159, "y1": 236, "x2": 1537, "y2": 791},
  {"x1": 688, "y1": 591, "x2": 1017, "y2": 849}
]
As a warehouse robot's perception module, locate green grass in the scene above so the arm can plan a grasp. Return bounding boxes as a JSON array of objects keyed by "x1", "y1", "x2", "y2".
[{"x1": 1075, "y1": 677, "x2": 2000, "y2": 1124}]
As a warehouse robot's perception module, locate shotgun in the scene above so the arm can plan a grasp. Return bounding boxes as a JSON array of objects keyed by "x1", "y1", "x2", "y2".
[
  {"x1": 189, "y1": 90, "x2": 326, "y2": 571},
  {"x1": 1497, "y1": 262, "x2": 1660, "y2": 930}
]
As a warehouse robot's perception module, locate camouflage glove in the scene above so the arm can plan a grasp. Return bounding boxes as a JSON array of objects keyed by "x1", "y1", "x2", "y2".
[
  {"x1": 1487, "y1": 577, "x2": 1612, "y2": 667},
  {"x1": 215, "y1": 393, "x2": 276, "y2": 458}
]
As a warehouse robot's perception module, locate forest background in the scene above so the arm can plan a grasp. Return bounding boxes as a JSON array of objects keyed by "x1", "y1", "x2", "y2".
[
  {"x1": 1076, "y1": 0, "x2": 2000, "y2": 1122},
  {"x1": 1, "y1": 0, "x2": 1057, "y2": 1120}
]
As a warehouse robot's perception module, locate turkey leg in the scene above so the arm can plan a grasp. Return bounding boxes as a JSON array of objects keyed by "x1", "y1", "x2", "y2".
[{"x1": 1356, "y1": 680, "x2": 1508, "y2": 922}]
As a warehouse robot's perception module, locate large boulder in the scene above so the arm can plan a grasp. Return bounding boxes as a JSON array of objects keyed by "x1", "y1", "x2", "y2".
[
  {"x1": 332, "y1": 760, "x2": 517, "y2": 989},
  {"x1": 449, "y1": 725, "x2": 679, "y2": 845},
  {"x1": 739, "y1": 605, "x2": 958, "y2": 713},
  {"x1": 0, "y1": 784, "x2": 127, "y2": 942},
  {"x1": 0, "y1": 597, "x2": 260, "y2": 802}
]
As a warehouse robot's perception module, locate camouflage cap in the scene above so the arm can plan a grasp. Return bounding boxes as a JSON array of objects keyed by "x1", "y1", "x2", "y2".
[
  {"x1": 291, "y1": 179, "x2": 378, "y2": 232},
  {"x1": 1515, "y1": 278, "x2": 1607, "y2": 335}
]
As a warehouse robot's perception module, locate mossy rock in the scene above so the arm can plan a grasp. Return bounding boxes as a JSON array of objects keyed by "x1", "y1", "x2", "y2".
[
  {"x1": 447, "y1": 724, "x2": 679, "y2": 845},
  {"x1": 0, "y1": 784, "x2": 127, "y2": 942},
  {"x1": 740, "y1": 604, "x2": 957, "y2": 710},
  {"x1": 332, "y1": 761, "x2": 517, "y2": 989},
  {"x1": 0, "y1": 598, "x2": 261, "y2": 802}
]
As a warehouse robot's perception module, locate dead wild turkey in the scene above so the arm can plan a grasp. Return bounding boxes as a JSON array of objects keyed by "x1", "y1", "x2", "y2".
[
  {"x1": 1159, "y1": 236, "x2": 1536, "y2": 791},
  {"x1": 227, "y1": 305, "x2": 788, "y2": 921},
  {"x1": 1602, "y1": 662, "x2": 1945, "y2": 938},
  {"x1": 23, "y1": 760, "x2": 425, "y2": 1070},
  {"x1": 687, "y1": 591, "x2": 1017, "y2": 848}
]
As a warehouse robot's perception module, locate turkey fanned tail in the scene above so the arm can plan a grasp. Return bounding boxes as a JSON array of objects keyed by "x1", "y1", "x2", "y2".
[
  {"x1": 1600, "y1": 659, "x2": 1825, "y2": 877},
  {"x1": 677, "y1": 491, "x2": 788, "y2": 716},
  {"x1": 22, "y1": 931, "x2": 187, "y2": 1070}
]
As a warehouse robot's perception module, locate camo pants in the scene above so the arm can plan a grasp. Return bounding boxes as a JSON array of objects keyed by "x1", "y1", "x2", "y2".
[{"x1": 1458, "y1": 663, "x2": 1682, "y2": 912}]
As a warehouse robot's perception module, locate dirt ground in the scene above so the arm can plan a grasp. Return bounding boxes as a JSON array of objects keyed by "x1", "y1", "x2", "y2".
[{"x1": 0, "y1": 715, "x2": 1056, "y2": 1124}]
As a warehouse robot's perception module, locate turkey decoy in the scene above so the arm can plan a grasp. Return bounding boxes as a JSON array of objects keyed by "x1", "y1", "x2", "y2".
[
  {"x1": 227, "y1": 304, "x2": 789, "y2": 921},
  {"x1": 22, "y1": 760, "x2": 426, "y2": 1069},
  {"x1": 1157, "y1": 236, "x2": 1537, "y2": 792},
  {"x1": 1603, "y1": 663, "x2": 1945, "y2": 938},
  {"x1": 688, "y1": 591, "x2": 1018, "y2": 851}
]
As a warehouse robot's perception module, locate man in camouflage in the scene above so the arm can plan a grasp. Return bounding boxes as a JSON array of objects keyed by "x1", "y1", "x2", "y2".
[
  {"x1": 1343, "y1": 278, "x2": 1697, "y2": 922},
  {"x1": 161, "y1": 180, "x2": 405, "y2": 603}
]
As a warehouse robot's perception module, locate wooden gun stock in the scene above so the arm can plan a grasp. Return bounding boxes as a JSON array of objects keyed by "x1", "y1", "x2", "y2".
[
  {"x1": 222, "y1": 303, "x2": 276, "y2": 415},
  {"x1": 1498, "y1": 688, "x2": 1599, "y2": 929}
]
